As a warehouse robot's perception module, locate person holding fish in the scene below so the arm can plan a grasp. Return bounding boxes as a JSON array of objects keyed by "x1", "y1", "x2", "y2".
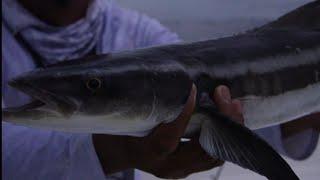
[{"x1": 2, "y1": 0, "x2": 319, "y2": 179}]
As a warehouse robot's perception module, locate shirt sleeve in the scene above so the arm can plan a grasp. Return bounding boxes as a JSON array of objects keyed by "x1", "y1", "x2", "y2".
[
  {"x1": 106, "y1": 3, "x2": 181, "y2": 50},
  {"x1": 2, "y1": 122, "x2": 106, "y2": 180},
  {"x1": 2, "y1": 23, "x2": 106, "y2": 180},
  {"x1": 134, "y1": 14, "x2": 181, "y2": 46},
  {"x1": 255, "y1": 125, "x2": 319, "y2": 160},
  {"x1": 122, "y1": 8, "x2": 181, "y2": 47}
]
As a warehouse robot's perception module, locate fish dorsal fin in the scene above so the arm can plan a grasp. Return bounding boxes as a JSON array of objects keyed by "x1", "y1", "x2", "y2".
[
  {"x1": 253, "y1": 1, "x2": 320, "y2": 32},
  {"x1": 266, "y1": 1, "x2": 320, "y2": 30},
  {"x1": 46, "y1": 54, "x2": 111, "y2": 68}
]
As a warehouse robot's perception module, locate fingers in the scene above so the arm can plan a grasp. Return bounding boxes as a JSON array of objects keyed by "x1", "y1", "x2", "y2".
[
  {"x1": 161, "y1": 83, "x2": 197, "y2": 137},
  {"x1": 156, "y1": 139, "x2": 223, "y2": 179},
  {"x1": 147, "y1": 84, "x2": 197, "y2": 155},
  {"x1": 231, "y1": 99, "x2": 242, "y2": 116},
  {"x1": 230, "y1": 99, "x2": 244, "y2": 124},
  {"x1": 175, "y1": 139, "x2": 224, "y2": 171},
  {"x1": 213, "y1": 85, "x2": 244, "y2": 124}
]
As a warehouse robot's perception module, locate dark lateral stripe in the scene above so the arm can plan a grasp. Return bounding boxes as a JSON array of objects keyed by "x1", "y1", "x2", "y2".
[{"x1": 223, "y1": 62, "x2": 320, "y2": 98}]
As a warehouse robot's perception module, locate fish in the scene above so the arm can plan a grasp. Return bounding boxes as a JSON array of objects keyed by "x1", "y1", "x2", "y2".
[{"x1": 2, "y1": 1, "x2": 320, "y2": 180}]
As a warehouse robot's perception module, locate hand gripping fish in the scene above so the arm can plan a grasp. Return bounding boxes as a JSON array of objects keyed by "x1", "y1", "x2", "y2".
[{"x1": 3, "y1": 1, "x2": 320, "y2": 180}]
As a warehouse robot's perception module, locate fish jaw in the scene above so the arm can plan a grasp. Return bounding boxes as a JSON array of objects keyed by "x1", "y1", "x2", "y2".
[{"x1": 8, "y1": 76, "x2": 77, "y2": 118}]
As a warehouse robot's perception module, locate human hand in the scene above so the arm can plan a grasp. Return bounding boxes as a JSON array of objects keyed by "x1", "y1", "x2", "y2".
[
  {"x1": 93, "y1": 84, "x2": 244, "y2": 179},
  {"x1": 212, "y1": 85, "x2": 244, "y2": 124}
]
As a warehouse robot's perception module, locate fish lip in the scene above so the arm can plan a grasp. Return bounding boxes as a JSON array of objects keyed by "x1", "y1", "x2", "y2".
[{"x1": 9, "y1": 78, "x2": 76, "y2": 117}]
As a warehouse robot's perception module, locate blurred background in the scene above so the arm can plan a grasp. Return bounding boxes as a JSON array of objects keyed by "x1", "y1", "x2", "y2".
[
  {"x1": 117, "y1": 0, "x2": 313, "y2": 42},
  {"x1": 116, "y1": 0, "x2": 319, "y2": 179}
]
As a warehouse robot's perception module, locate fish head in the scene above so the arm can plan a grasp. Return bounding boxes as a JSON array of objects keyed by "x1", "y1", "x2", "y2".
[{"x1": 8, "y1": 58, "x2": 193, "y2": 125}]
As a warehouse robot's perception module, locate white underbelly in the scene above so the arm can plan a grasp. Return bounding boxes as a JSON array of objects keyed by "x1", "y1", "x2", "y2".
[
  {"x1": 242, "y1": 82, "x2": 320, "y2": 129},
  {"x1": 6, "y1": 112, "x2": 160, "y2": 136}
]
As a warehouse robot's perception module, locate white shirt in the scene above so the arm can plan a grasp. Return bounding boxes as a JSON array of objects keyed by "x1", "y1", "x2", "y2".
[{"x1": 2, "y1": 3, "x2": 178, "y2": 180}]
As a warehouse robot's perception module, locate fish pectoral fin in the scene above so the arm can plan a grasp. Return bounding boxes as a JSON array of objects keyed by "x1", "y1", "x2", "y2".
[
  {"x1": 197, "y1": 97, "x2": 299, "y2": 180},
  {"x1": 2, "y1": 100, "x2": 59, "y2": 121}
]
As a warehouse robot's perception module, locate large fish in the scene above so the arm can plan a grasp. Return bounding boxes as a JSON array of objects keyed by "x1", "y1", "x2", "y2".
[{"x1": 3, "y1": 1, "x2": 320, "y2": 180}]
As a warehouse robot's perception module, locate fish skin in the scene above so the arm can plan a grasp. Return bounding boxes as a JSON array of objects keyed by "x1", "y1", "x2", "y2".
[
  {"x1": 5, "y1": 30, "x2": 317, "y2": 180},
  {"x1": 3, "y1": 1, "x2": 320, "y2": 179},
  {"x1": 5, "y1": 29, "x2": 320, "y2": 131}
]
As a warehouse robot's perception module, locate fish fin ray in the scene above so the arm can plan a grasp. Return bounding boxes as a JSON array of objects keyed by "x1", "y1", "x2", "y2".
[{"x1": 197, "y1": 96, "x2": 299, "y2": 180}]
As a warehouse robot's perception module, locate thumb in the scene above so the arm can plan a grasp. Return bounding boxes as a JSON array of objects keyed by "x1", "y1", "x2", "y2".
[
  {"x1": 213, "y1": 85, "x2": 232, "y2": 113},
  {"x1": 213, "y1": 85, "x2": 244, "y2": 124}
]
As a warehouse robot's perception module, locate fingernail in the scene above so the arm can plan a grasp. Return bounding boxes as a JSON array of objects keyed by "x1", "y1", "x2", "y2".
[{"x1": 218, "y1": 86, "x2": 231, "y2": 102}]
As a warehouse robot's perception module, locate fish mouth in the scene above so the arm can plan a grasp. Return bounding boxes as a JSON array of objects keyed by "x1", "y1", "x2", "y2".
[{"x1": 9, "y1": 77, "x2": 76, "y2": 117}]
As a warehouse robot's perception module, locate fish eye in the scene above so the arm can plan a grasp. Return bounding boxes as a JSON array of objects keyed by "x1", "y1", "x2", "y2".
[{"x1": 86, "y1": 78, "x2": 102, "y2": 91}]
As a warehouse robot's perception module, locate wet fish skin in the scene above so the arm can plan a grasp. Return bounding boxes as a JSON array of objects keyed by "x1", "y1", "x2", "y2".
[
  {"x1": 7, "y1": 29, "x2": 320, "y2": 131},
  {"x1": 6, "y1": 29, "x2": 320, "y2": 180},
  {"x1": 4, "y1": 1, "x2": 320, "y2": 179}
]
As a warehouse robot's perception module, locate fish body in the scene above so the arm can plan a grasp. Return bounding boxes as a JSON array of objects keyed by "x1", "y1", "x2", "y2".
[
  {"x1": 4, "y1": 0, "x2": 320, "y2": 135},
  {"x1": 4, "y1": 28, "x2": 319, "y2": 180},
  {"x1": 7, "y1": 29, "x2": 319, "y2": 133},
  {"x1": 3, "y1": 1, "x2": 320, "y2": 179}
]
